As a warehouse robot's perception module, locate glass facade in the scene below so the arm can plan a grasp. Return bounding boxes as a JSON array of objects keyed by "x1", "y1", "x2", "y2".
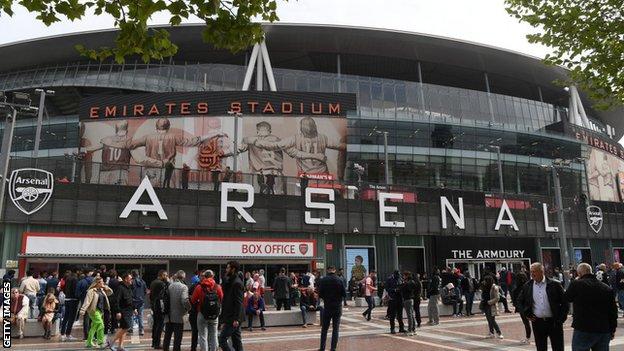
[{"x1": 0, "y1": 58, "x2": 592, "y2": 198}]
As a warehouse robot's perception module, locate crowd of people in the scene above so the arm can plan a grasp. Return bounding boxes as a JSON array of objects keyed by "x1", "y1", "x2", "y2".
[{"x1": 2, "y1": 260, "x2": 623, "y2": 351}]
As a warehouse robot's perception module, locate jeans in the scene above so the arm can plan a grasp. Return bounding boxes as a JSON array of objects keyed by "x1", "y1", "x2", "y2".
[
  {"x1": 197, "y1": 314, "x2": 218, "y2": 351},
  {"x1": 25, "y1": 293, "x2": 37, "y2": 318},
  {"x1": 572, "y1": 330, "x2": 611, "y2": 351},
  {"x1": 403, "y1": 299, "x2": 416, "y2": 332},
  {"x1": 484, "y1": 305, "x2": 501, "y2": 335},
  {"x1": 319, "y1": 309, "x2": 341, "y2": 351},
  {"x1": 452, "y1": 300, "x2": 464, "y2": 315},
  {"x1": 363, "y1": 296, "x2": 374, "y2": 320},
  {"x1": 60, "y1": 299, "x2": 78, "y2": 336},
  {"x1": 275, "y1": 298, "x2": 290, "y2": 310},
  {"x1": 617, "y1": 290, "x2": 624, "y2": 312},
  {"x1": 464, "y1": 292, "x2": 475, "y2": 315},
  {"x1": 189, "y1": 309, "x2": 198, "y2": 351},
  {"x1": 133, "y1": 304, "x2": 144, "y2": 332},
  {"x1": 152, "y1": 311, "x2": 165, "y2": 348},
  {"x1": 163, "y1": 322, "x2": 184, "y2": 351},
  {"x1": 86, "y1": 310, "x2": 105, "y2": 347},
  {"x1": 301, "y1": 306, "x2": 323, "y2": 325},
  {"x1": 218, "y1": 323, "x2": 243, "y2": 351},
  {"x1": 427, "y1": 294, "x2": 439, "y2": 323},
  {"x1": 388, "y1": 298, "x2": 404, "y2": 332},
  {"x1": 247, "y1": 311, "x2": 265, "y2": 329}
]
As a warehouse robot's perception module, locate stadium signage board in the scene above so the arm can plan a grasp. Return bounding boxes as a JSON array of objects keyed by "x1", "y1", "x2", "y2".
[{"x1": 80, "y1": 92, "x2": 357, "y2": 120}]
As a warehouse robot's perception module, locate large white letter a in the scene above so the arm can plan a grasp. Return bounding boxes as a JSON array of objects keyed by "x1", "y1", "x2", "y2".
[{"x1": 119, "y1": 176, "x2": 168, "y2": 220}]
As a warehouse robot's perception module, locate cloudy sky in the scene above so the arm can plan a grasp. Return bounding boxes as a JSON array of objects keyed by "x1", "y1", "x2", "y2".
[{"x1": 0, "y1": 0, "x2": 550, "y2": 58}]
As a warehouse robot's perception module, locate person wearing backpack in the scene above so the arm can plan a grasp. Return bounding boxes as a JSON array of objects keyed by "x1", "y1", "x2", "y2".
[
  {"x1": 163, "y1": 271, "x2": 191, "y2": 351},
  {"x1": 191, "y1": 270, "x2": 223, "y2": 351},
  {"x1": 150, "y1": 270, "x2": 169, "y2": 349}
]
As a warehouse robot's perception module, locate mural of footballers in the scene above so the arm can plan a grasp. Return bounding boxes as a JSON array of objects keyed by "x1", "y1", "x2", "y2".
[
  {"x1": 252, "y1": 116, "x2": 346, "y2": 179},
  {"x1": 588, "y1": 148, "x2": 624, "y2": 202},
  {"x1": 128, "y1": 117, "x2": 227, "y2": 186},
  {"x1": 224, "y1": 120, "x2": 327, "y2": 174},
  {"x1": 84, "y1": 120, "x2": 134, "y2": 185}
]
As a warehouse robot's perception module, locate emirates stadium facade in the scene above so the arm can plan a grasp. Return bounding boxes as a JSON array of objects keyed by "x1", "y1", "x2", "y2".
[{"x1": 1, "y1": 23, "x2": 624, "y2": 285}]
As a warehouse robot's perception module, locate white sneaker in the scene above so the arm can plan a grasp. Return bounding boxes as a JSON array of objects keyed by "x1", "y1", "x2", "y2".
[
  {"x1": 67, "y1": 335, "x2": 77, "y2": 341},
  {"x1": 497, "y1": 334, "x2": 504, "y2": 339},
  {"x1": 60, "y1": 335, "x2": 67, "y2": 342},
  {"x1": 485, "y1": 333, "x2": 495, "y2": 339},
  {"x1": 520, "y1": 338, "x2": 531, "y2": 344}
]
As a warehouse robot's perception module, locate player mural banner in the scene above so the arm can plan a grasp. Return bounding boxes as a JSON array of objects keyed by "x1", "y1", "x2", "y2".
[
  {"x1": 588, "y1": 147, "x2": 624, "y2": 202},
  {"x1": 79, "y1": 92, "x2": 353, "y2": 187}
]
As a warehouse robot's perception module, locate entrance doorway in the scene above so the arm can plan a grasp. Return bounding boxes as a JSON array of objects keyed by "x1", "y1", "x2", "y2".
[
  {"x1": 397, "y1": 247, "x2": 426, "y2": 276},
  {"x1": 573, "y1": 248, "x2": 592, "y2": 266},
  {"x1": 446, "y1": 259, "x2": 531, "y2": 281},
  {"x1": 541, "y1": 248, "x2": 561, "y2": 277}
]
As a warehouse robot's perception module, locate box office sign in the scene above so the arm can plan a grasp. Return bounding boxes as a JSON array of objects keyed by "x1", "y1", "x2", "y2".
[{"x1": 22, "y1": 233, "x2": 316, "y2": 259}]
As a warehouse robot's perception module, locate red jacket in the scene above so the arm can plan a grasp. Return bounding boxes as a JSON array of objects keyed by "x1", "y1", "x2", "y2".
[{"x1": 191, "y1": 278, "x2": 223, "y2": 312}]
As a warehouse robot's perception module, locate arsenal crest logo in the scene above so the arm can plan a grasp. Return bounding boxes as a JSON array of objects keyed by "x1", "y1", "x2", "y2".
[
  {"x1": 9, "y1": 168, "x2": 54, "y2": 215},
  {"x1": 586, "y1": 205, "x2": 603, "y2": 234},
  {"x1": 299, "y1": 244, "x2": 309, "y2": 255}
]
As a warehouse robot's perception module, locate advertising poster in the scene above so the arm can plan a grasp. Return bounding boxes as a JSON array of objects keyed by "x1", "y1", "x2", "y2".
[
  {"x1": 345, "y1": 247, "x2": 376, "y2": 283},
  {"x1": 588, "y1": 148, "x2": 624, "y2": 202},
  {"x1": 81, "y1": 115, "x2": 347, "y2": 187}
]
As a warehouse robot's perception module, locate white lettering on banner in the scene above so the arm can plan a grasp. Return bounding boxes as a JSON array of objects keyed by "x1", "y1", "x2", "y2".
[
  {"x1": 119, "y1": 176, "x2": 168, "y2": 220},
  {"x1": 220, "y1": 182, "x2": 256, "y2": 223},
  {"x1": 451, "y1": 250, "x2": 473, "y2": 259},
  {"x1": 543, "y1": 203, "x2": 559, "y2": 233},
  {"x1": 305, "y1": 188, "x2": 335, "y2": 225},
  {"x1": 24, "y1": 235, "x2": 314, "y2": 258},
  {"x1": 494, "y1": 200, "x2": 519, "y2": 231},
  {"x1": 474, "y1": 250, "x2": 525, "y2": 259},
  {"x1": 378, "y1": 192, "x2": 405, "y2": 228},
  {"x1": 441, "y1": 196, "x2": 465, "y2": 229}
]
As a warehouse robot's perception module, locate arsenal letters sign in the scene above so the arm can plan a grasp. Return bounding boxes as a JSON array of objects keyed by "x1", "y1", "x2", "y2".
[{"x1": 23, "y1": 233, "x2": 316, "y2": 259}]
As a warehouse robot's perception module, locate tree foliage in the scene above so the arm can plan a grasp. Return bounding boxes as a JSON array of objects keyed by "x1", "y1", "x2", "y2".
[
  {"x1": 505, "y1": 0, "x2": 624, "y2": 109},
  {"x1": 0, "y1": 0, "x2": 281, "y2": 63}
]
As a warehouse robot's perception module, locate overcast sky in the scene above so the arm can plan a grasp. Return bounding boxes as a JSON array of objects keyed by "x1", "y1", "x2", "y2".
[{"x1": 0, "y1": 0, "x2": 550, "y2": 58}]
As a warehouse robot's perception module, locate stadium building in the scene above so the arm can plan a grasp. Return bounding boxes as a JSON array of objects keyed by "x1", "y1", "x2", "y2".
[{"x1": 1, "y1": 23, "x2": 624, "y2": 285}]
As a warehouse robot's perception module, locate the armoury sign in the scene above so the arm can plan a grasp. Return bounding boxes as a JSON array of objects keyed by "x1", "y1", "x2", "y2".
[
  {"x1": 586, "y1": 205, "x2": 603, "y2": 234},
  {"x1": 8, "y1": 168, "x2": 53, "y2": 215}
]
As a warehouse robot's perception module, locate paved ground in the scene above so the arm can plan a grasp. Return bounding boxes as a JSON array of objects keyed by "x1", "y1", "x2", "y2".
[{"x1": 10, "y1": 304, "x2": 624, "y2": 351}]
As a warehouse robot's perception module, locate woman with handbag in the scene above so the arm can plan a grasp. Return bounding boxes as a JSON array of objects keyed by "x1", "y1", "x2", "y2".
[{"x1": 480, "y1": 275, "x2": 503, "y2": 339}]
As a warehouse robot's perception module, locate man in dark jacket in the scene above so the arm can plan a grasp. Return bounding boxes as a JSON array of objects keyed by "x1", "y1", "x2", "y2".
[
  {"x1": 272, "y1": 268, "x2": 291, "y2": 310},
  {"x1": 76, "y1": 270, "x2": 94, "y2": 341},
  {"x1": 426, "y1": 268, "x2": 441, "y2": 325},
  {"x1": 385, "y1": 271, "x2": 406, "y2": 334},
  {"x1": 131, "y1": 270, "x2": 147, "y2": 336},
  {"x1": 219, "y1": 261, "x2": 244, "y2": 351},
  {"x1": 46, "y1": 271, "x2": 60, "y2": 296},
  {"x1": 518, "y1": 262, "x2": 569, "y2": 351},
  {"x1": 112, "y1": 272, "x2": 135, "y2": 351},
  {"x1": 60, "y1": 272, "x2": 79, "y2": 341},
  {"x1": 565, "y1": 263, "x2": 617, "y2": 351},
  {"x1": 400, "y1": 271, "x2": 421, "y2": 334},
  {"x1": 318, "y1": 266, "x2": 346, "y2": 351},
  {"x1": 150, "y1": 270, "x2": 169, "y2": 349}
]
